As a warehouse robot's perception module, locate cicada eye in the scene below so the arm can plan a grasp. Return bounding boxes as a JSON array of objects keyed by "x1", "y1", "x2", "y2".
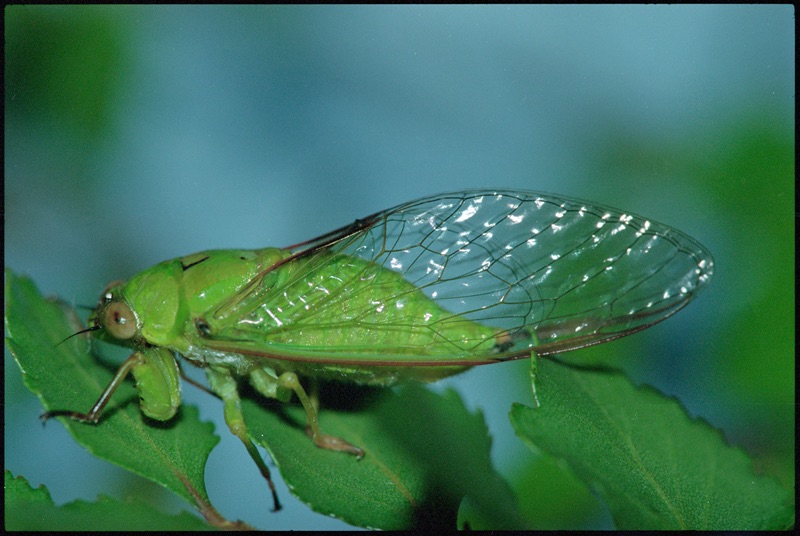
[
  {"x1": 100, "y1": 280, "x2": 125, "y2": 304},
  {"x1": 103, "y1": 302, "x2": 137, "y2": 340}
]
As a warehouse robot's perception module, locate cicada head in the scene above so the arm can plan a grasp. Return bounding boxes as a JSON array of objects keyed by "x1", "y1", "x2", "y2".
[{"x1": 88, "y1": 281, "x2": 146, "y2": 348}]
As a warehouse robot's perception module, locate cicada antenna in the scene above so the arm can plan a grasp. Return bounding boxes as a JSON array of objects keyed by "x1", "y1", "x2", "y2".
[{"x1": 56, "y1": 325, "x2": 100, "y2": 347}]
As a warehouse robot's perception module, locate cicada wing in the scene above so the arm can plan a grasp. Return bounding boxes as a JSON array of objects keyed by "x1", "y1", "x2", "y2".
[
  {"x1": 282, "y1": 212, "x2": 385, "y2": 253},
  {"x1": 210, "y1": 190, "x2": 713, "y2": 366},
  {"x1": 318, "y1": 191, "x2": 713, "y2": 351}
]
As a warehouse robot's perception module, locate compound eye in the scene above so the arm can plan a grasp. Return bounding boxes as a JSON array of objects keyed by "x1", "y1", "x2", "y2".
[{"x1": 103, "y1": 302, "x2": 137, "y2": 340}]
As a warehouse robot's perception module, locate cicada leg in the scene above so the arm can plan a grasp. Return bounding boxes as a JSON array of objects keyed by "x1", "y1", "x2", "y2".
[
  {"x1": 277, "y1": 372, "x2": 364, "y2": 459},
  {"x1": 248, "y1": 368, "x2": 364, "y2": 459},
  {"x1": 205, "y1": 366, "x2": 282, "y2": 511},
  {"x1": 41, "y1": 352, "x2": 145, "y2": 423},
  {"x1": 529, "y1": 351, "x2": 541, "y2": 408}
]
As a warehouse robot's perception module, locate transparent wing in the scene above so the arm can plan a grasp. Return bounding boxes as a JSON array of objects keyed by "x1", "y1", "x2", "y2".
[{"x1": 207, "y1": 189, "x2": 714, "y2": 365}]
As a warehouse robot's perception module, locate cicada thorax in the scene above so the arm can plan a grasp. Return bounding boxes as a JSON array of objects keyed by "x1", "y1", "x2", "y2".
[{"x1": 177, "y1": 248, "x2": 289, "y2": 316}]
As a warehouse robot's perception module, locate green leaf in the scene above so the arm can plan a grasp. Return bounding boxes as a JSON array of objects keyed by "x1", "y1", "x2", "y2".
[
  {"x1": 509, "y1": 358, "x2": 794, "y2": 530},
  {"x1": 4, "y1": 269, "x2": 246, "y2": 529},
  {"x1": 4, "y1": 470, "x2": 213, "y2": 531},
  {"x1": 242, "y1": 382, "x2": 529, "y2": 530},
  {"x1": 510, "y1": 452, "x2": 605, "y2": 529}
]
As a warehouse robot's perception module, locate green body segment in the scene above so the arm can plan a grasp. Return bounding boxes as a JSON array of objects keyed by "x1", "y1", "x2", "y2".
[
  {"x1": 130, "y1": 346, "x2": 182, "y2": 420},
  {"x1": 118, "y1": 248, "x2": 501, "y2": 386}
]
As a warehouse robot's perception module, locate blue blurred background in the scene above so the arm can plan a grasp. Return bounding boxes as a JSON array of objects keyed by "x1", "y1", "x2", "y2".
[{"x1": 5, "y1": 5, "x2": 793, "y2": 529}]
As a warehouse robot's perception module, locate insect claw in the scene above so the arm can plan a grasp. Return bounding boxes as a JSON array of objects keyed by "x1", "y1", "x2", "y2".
[
  {"x1": 270, "y1": 491, "x2": 282, "y2": 512},
  {"x1": 40, "y1": 410, "x2": 95, "y2": 425}
]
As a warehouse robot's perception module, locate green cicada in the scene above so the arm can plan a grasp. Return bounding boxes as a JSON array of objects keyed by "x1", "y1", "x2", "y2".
[{"x1": 44, "y1": 189, "x2": 714, "y2": 511}]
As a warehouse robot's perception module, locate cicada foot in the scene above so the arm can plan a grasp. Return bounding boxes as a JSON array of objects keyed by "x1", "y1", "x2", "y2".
[
  {"x1": 305, "y1": 424, "x2": 365, "y2": 459},
  {"x1": 276, "y1": 371, "x2": 365, "y2": 460}
]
